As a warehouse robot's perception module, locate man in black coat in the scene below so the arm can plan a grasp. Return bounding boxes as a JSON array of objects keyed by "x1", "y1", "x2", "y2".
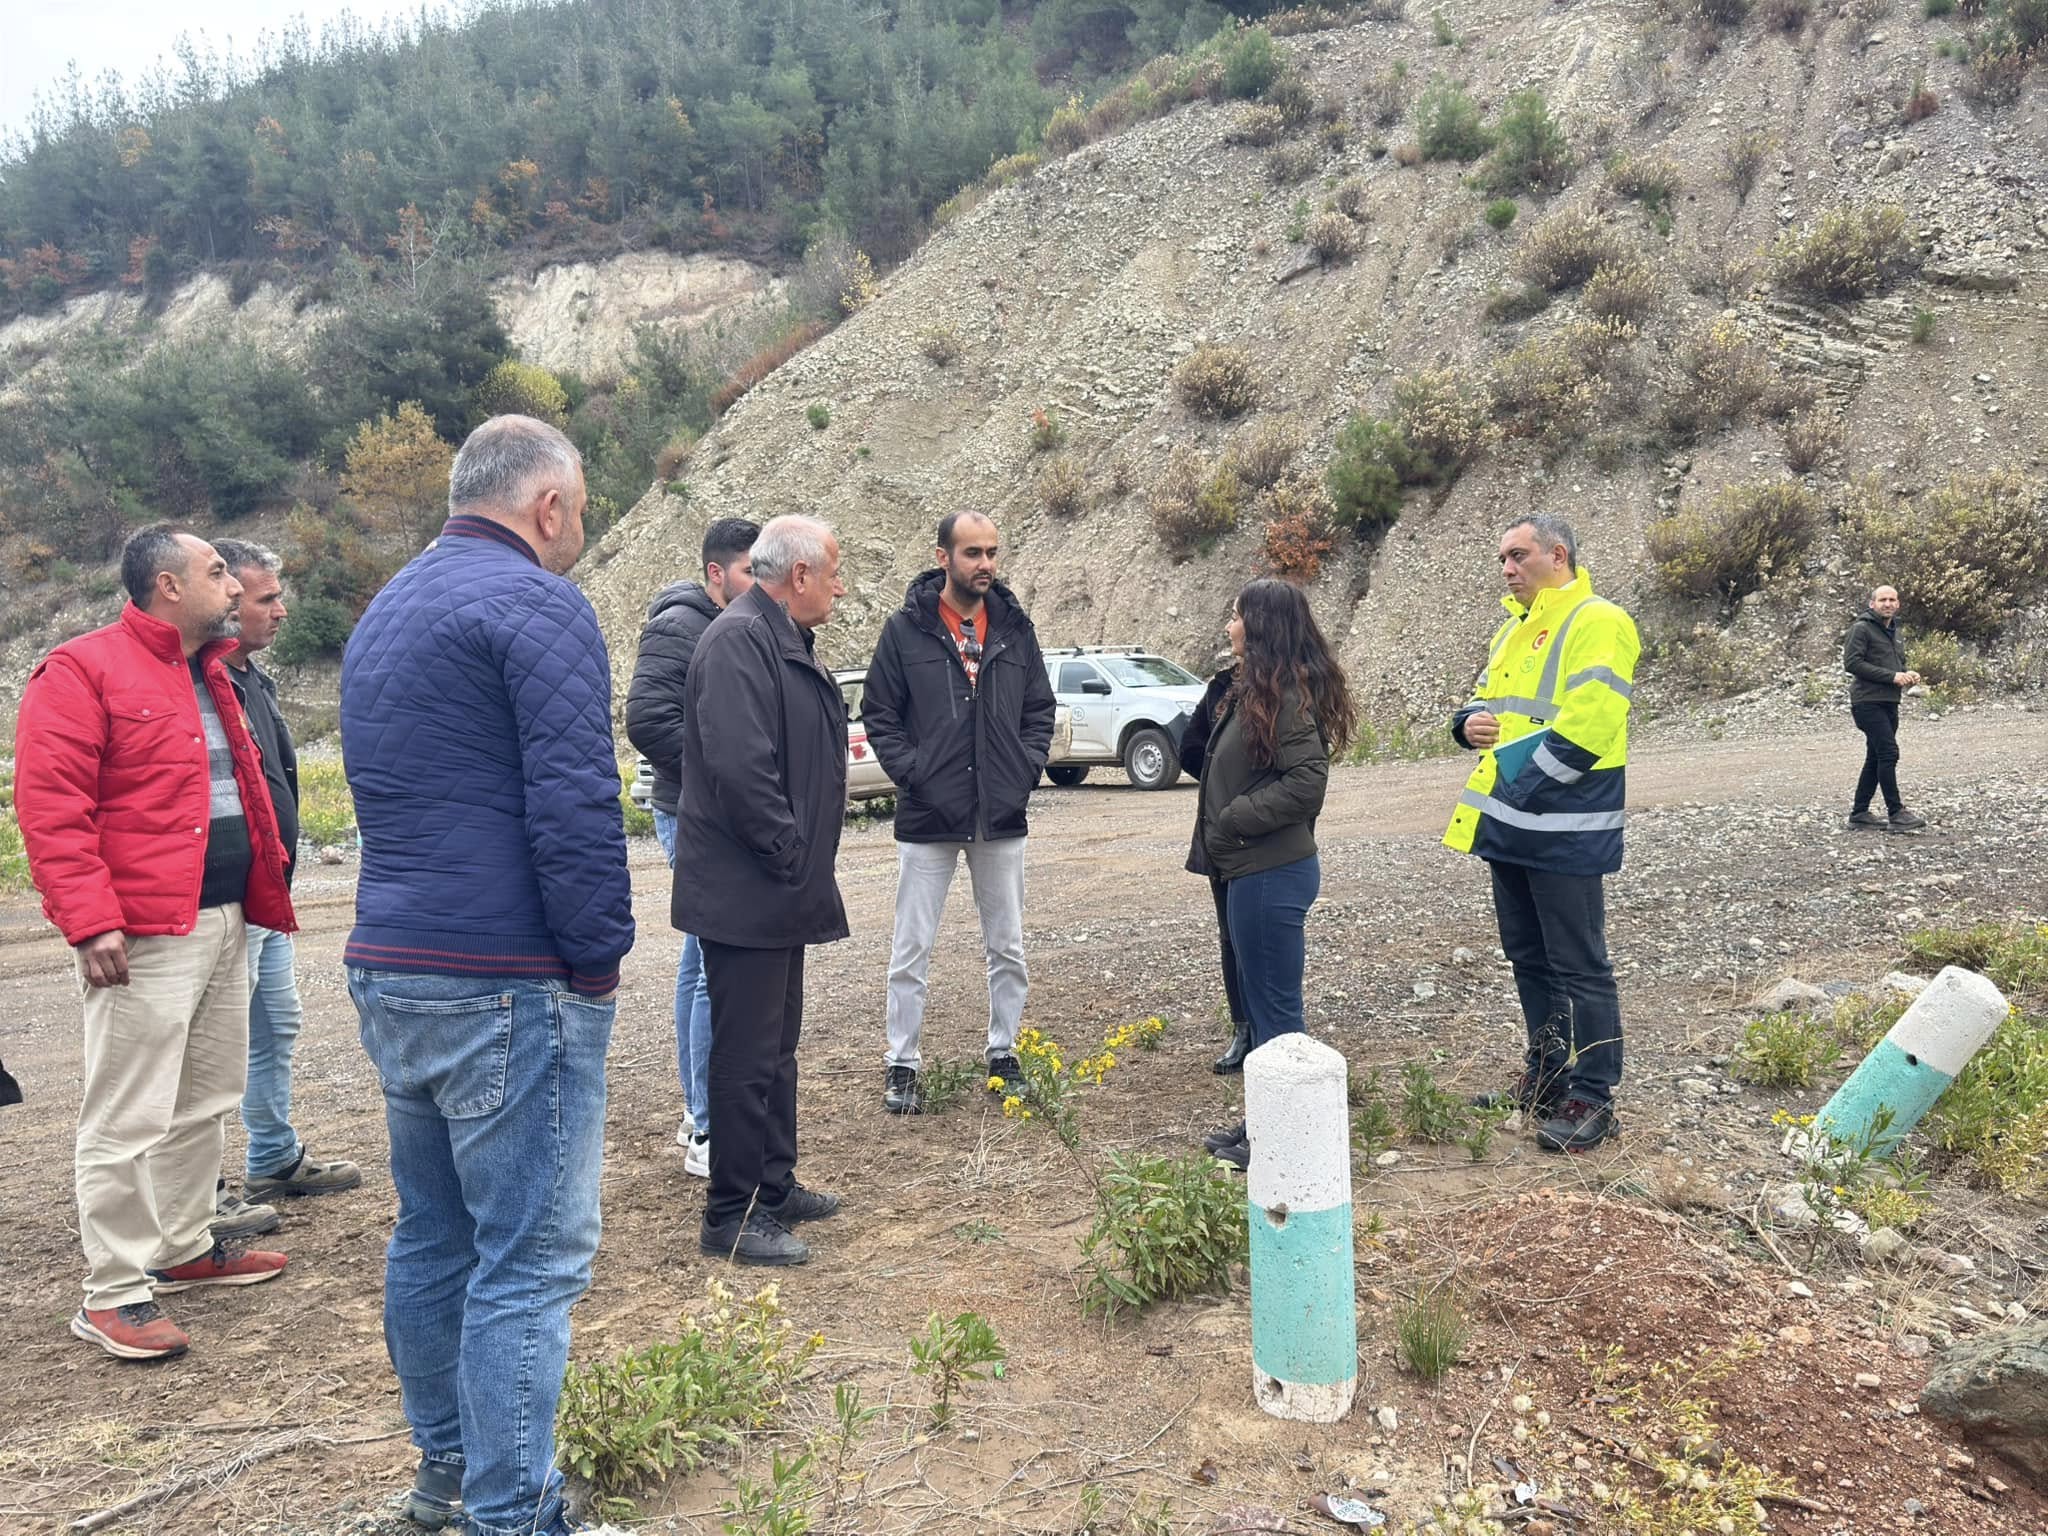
[
  {"x1": 861, "y1": 512, "x2": 1055, "y2": 1116},
  {"x1": 1842, "y1": 584, "x2": 1927, "y2": 833},
  {"x1": 673, "y1": 515, "x2": 849, "y2": 1266},
  {"x1": 624, "y1": 515, "x2": 758, "y2": 1169}
]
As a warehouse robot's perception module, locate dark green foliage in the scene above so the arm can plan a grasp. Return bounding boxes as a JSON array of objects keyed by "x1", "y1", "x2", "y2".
[
  {"x1": 1222, "y1": 28, "x2": 1281, "y2": 99},
  {"x1": 1415, "y1": 77, "x2": 1494, "y2": 163},
  {"x1": 269, "y1": 596, "x2": 356, "y2": 665},
  {"x1": 315, "y1": 255, "x2": 510, "y2": 441},
  {"x1": 1476, "y1": 91, "x2": 1571, "y2": 194},
  {"x1": 1485, "y1": 198, "x2": 1518, "y2": 230},
  {"x1": 1325, "y1": 415, "x2": 1414, "y2": 536}
]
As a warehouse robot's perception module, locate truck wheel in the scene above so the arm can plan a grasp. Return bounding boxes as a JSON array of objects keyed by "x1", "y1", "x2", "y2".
[
  {"x1": 1122, "y1": 727, "x2": 1181, "y2": 790},
  {"x1": 1047, "y1": 765, "x2": 1090, "y2": 787}
]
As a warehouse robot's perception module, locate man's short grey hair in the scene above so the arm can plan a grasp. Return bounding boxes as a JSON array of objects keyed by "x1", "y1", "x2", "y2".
[
  {"x1": 448, "y1": 415, "x2": 583, "y2": 515},
  {"x1": 210, "y1": 538, "x2": 283, "y2": 580},
  {"x1": 749, "y1": 515, "x2": 836, "y2": 584},
  {"x1": 1506, "y1": 512, "x2": 1577, "y2": 570}
]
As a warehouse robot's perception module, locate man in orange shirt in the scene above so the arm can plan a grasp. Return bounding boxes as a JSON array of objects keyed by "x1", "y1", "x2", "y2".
[{"x1": 861, "y1": 513, "x2": 1056, "y2": 1116}]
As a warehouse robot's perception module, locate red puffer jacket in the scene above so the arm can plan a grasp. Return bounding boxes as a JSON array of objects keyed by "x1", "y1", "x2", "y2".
[{"x1": 15, "y1": 604, "x2": 296, "y2": 945}]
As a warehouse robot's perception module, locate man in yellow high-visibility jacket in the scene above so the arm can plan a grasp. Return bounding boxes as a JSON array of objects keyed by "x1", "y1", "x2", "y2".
[{"x1": 1444, "y1": 514, "x2": 1639, "y2": 1154}]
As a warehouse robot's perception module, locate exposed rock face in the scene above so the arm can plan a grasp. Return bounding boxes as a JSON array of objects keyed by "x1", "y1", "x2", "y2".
[
  {"x1": 1920, "y1": 1322, "x2": 2048, "y2": 1491},
  {"x1": 581, "y1": 3, "x2": 2047, "y2": 728},
  {"x1": 494, "y1": 252, "x2": 782, "y2": 382}
]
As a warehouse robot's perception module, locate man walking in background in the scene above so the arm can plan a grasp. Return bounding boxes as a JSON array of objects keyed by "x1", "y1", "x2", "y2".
[
  {"x1": 625, "y1": 515, "x2": 759, "y2": 1177},
  {"x1": 862, "y1": 512, "x2": 1055, "y2": 1115},
  {"x1": 212, "y1": 539, "x2": 363, "y2": 1223},
  {"x1": 1445, "y1": 513, "x2": 1639, "y2": 1155},
  {"x1": 674, "y1": 515, "x2": 848, "y2": 1268},
  {"x1": 341, "y1": 416, "x2": 633, "y2": 1536},
  {"x1": 16, "y1": 523, "x2": 295, "y2": 1361},
  {"x1": 1843, "y1": 585, "x2": 1927, "y2": 833}
]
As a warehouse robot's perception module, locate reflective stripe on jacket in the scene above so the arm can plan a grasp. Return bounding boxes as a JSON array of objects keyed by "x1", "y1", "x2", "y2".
[{"x1": 1442, "y1": 566, "x2": 1640, "y2": 876}]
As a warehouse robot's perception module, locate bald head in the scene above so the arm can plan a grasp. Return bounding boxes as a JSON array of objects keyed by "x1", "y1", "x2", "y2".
[{"x1": 1870, "y1": 585, "x2": 1900, "y2": 619}]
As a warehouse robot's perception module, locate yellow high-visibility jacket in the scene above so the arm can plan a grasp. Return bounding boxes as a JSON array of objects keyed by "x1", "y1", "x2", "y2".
[{"x1": 1442, "y1": 566, "x2": 1639, "y2": 876}]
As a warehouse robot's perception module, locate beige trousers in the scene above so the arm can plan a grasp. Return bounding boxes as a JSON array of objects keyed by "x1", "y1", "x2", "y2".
[{"x1": 76, "y1": 905, "x2": 250, "y2": 1309}]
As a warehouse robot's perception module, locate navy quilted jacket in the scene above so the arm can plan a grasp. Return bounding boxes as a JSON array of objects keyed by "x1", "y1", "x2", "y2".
[{"x1": 340, "y1": 516, "x2": 634, "y2": 995}]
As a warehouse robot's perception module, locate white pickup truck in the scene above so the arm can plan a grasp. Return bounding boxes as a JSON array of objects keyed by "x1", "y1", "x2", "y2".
[{"x1": 1041, "y1": 646, "x2": 1207, "y2": 790}]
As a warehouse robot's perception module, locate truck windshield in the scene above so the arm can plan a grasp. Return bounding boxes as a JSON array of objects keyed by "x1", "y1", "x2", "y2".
[{"x1": 1102, "y1": 657, "x2": 1198, "y2": 687}]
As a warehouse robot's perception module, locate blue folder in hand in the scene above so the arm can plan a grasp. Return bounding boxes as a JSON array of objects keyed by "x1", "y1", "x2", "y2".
[{"x1": 1489, "y1": 727, "x2": 1549, "y2": 787}]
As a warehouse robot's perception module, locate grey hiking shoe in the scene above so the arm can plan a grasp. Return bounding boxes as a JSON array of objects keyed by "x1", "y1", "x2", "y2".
[
  {"x1": 402, "y1": 1454, "x2": 463, "y2": 1529},
  {"x1": 1536, "y1": 1097, "x2": 1619, "y2": 1154},
  {"x1": 701, "y1": 1210, "x2": 810, "y2": 1267},
  {"x1": 1846, "y1": 809, "x2": 1887, "y2": 830},
  {"x1": 247, "y1": 1152, "x2": 363, "y2": 1200},
  {"x1": 760, "y1": 1182, "x2": 840, "y2": 1225},
  {"x1": 212, "y1": 1181, "x2": 281, "y2": 1240},
  {"x1": 1887, "y1": 808, "x2": 1928, "y2": 832},
  {"x1": 883, "y1": 1063, "x2": 922, "y2": 1115}
]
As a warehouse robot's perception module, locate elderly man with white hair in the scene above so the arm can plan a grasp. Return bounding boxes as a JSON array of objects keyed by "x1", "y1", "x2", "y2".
[
  {"x1": 673, "y1": 514, "x2": 850, "y2": 1267},
  {"x1": 339, "y1": 414, "x2": 634, "y2": 1536}
]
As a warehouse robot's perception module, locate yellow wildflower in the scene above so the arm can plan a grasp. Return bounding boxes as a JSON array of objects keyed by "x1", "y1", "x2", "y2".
[
  {"x1": 1021, "y1": 1109, "x2": 1033, "y2": 1120},
  {"x1": 986, "y1": 1075, "x2": 1005, "y2": 1091}
]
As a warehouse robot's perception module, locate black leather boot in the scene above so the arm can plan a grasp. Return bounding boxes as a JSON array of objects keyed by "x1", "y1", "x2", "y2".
[{"x1": 1212, "y1": 1023, "x2": 1251, "y2": 1074}]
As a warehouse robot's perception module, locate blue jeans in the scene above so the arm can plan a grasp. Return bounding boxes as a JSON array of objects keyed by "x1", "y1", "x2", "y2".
[
  {"x1": 1225, "y1": 854, "x2": 1321, "y2": 1048},
  {"x1": 653, "y1": 809, "x2": 713, "y2": 1130},
  {"x1": 240, "y1": 923, "x2": 305, "y2": 1179},
  {"x1": 348, "y1": 969, "x2": 614, "y2": 1536}
]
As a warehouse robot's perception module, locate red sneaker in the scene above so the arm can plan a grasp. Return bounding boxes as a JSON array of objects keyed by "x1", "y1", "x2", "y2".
[
  {"x1": 149, "y1": 1240, "x2": 287, "y2": 1293},
  {"x1": 72, "y1": 1300, "x2": 190, "y2": 1360}
]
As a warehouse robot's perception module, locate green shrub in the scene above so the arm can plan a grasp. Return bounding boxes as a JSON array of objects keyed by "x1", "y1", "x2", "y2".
[
  {"x1": 556, "y1": 1281, "x2": 819, "y2": 1510},
  {"x1": 1415, "y1": 76, "x2": 1494, "y2": 162},
  {"x1": 1174, "y1": 344, "x2": 1260, "y2": 417},
  {"x1": 1648, "y1": 479, "x2": 1820, "y2": 601},
  {"x1": 1151, "y1": 448, "x2": 1243, "y2": 555},
  {"x1": 2009, "y1": 0, "x2": 2048, "y2": 47},
  {"x1": 1964, "y1": 31, "x2": 2031, "y2": 106},
  {"x1": 1488, "y1": 322, "x2": 1620, "y2": 448},
  {"x1": 1734, "y1": 1011, "x2": 1841, "y2": 1087},
  {"x1": 1663, "y1": 317, "x2": 1773, "y2": 437},
  {"x1": 1399, "y1": 1062, "x2": 1469, "y2": 1143},
  {"x1": 1721, "y1": 129, "x2": 1776, "y2": 202},
  {"x1": 1485, "y1": 198, "x2": 1518, "y2": 230},
  {"x1": 1476, "y1": 90, "x2": 1572, "y2": 194},
  {"x1": 1515, "y1": 210, "x2": 1626, "y2": 292},
  {"x1": 1770, "y1": 205, "x2": 1916, "y2": 303},
  {"x1": 1905, "y1": 631, "x2": 1991, "y2": 695},
  {"x1": 806, "y1": 401, "x2": 831, "y2": 430},
  {"x1": 1910, "y1": 308, "x2": 1937, "y2": 344},
  {"x1": 1925, "y1": 0, "x2": 1954, "y2": 14},
  {"x1": 270, "y1": 595, "x2": 357, "y2": 665},
  {"x1": 1223, "y1": 26, "x2": 1280, "y2": 98},
  {"x1": 1840, "y1": 468, "x2": 2048, "y2": 640},
  {"x1": 1396, "y1": 1288, "x2": 1469, "y2": 1380},
  {"x1": 1041, "y1": 97, "x2": 1089, "y2": 156},
  {"x1": 1082, "y1": 1151, "x2": 1249, "y2": 1315},
  {"x1": 473, "y1": 359, "x2": 568, "y2": 426},
  {"x1": 1334, "y1": 176, "x2": 1371, "y2": 220},
  {"x1": 0, "y1": 776, "x2": 32, "y2": 895},
  {"x1": 920, "y1": 325, "x2": 965, "y2": 365},
  {"x1": 1483, "y1": 282, "x2": 1550, "y2": 322},
  {"x1": 1906, "y1": 922, "x2": 2048, "y2": 1008},
  {"x1": 1365, "y1": 61, "x2": 1409, "y2": 126},
  {"x1": 1325, "y1": 415, "x2": 1413, "y2": 535},
  {"x1": 296, "y1": 758, "x2": 358, "y2": 846},
  {"x1": 1606, "y1": 152, "x2": 1681, "y2": 215}
]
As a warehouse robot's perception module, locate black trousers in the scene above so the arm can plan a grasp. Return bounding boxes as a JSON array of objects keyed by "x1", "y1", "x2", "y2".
[
  {"x1": 1851, "y1": 700, "x2": 1903, "y2": 814},
  {"x1": 1489, "y1": 861, "x2": 1623, "y2": 1105},
  {"x1": 1208, "y1": 876, "x2": 1249, "y2": 1027},
  {"x1": 700, "y1": 940, "x2": 805, "y2": 1228}
]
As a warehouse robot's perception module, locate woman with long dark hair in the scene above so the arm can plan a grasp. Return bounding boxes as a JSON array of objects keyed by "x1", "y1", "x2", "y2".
[{"x1": 1190, "y1": 579, "x2": 1355, "y2": 1168}]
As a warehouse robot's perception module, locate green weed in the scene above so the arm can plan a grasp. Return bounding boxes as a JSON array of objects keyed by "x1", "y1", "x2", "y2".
[
  {"x1": 1732, "y1": 1010, "x2": 1841, "y2": 1088},
  {"x1": 908, "y1": 1311, "x2": 1006, "y2": 1427},
  {"x1": 1396, "y1": 1287, "x2": 1469, "y2": 1379},
  {"x1": 1082, "y1": 1151, "x2": 1249, "y2": 1316},
  {"x1": 1400, "y1": 1062, "x2": 1470, "y2": 1143}
]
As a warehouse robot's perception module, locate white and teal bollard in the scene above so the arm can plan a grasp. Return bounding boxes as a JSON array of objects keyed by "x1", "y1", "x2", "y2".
[
  {"x1": 1814, "y1": 966, "x2": 2008, "y2": 1153},
  {"x1": 1245, "y1": 1033, "x2": 1356, "y2": 1423}
]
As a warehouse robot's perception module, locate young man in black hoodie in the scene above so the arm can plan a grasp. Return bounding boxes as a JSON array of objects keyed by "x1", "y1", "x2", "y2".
[
  {"x1": 862, "y1": 513, "x2": 1056, "y2": 1115},
  {"x1": 625, "y1": 516, "x2": 759, "y2": 1172},
  {"x1": 1842, "y1": 585, "x2": 1928, "y2": 833}
]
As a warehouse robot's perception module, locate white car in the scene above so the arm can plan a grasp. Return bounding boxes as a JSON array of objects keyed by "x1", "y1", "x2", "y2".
[{"x1": 1042, "y1": 646, "x2": 1206, "y2": 790}]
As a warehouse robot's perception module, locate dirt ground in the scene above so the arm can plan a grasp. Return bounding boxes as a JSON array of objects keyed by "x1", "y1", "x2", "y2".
[{"x1": 2, "y1": 709, "x2": 2045, "y2": 1536}]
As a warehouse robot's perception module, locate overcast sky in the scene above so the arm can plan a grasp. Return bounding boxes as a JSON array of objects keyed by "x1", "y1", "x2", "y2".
[{"x1": 3, "y1": 1, "x2": 436, "y2": 140}]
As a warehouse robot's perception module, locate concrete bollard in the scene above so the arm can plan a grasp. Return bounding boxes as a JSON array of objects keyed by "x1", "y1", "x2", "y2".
[
  {"x1": 1245, "y1": 1033, "x2": 1356, "y2": 1423},
  {"x1": 1814, "y1": 965, "x2": 2008, "y2": 1152}
]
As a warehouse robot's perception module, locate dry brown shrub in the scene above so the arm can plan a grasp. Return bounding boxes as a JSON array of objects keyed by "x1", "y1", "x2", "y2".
[
  {"x1": 1307, "y1": 211, "x2": 1362, "y2": 265},
  {"x1": 1663, "y1": 317, "x2": 1773, "y2": 437},
  {"x1": 1491, "y1": 325, "x2": 1616, "y2": 447},
  {"x1": 1228, "y1": 106, "x2": 1289, "y2": 147},
  {"x1": 1770, "y1": 205, "x2": 1916, "y2": 303},
  {"x1": 1649, "y1": 479, "x2": 1820, "y2": 600},
  {"x1": 1259, "y1": 474, "x2": 1340, "y2": 582},
  {"x1": 1334, "y1": 176, "x2": 1370, "y2": 220},
  {"x1": 1515, "y1": 211, "x2": 1628, "y2": 293},
  {"x1": 1041, "y1": 99, "x2": 1089, "y2": 157},
  {"x1": 1267, "y1": 141, "x2": 1322, "y2": 184},
  {"x1": 1038, "y1": 455, "x2": 1088, "y2": 518},
  {"x1": 1392, "y1": 367, "x2": 1495, "y2": 480},
  {"x1": 1583, "y1": 260, "x2": 1659, "y2": 325},
  {"x1": 1393, "y1": 142, "x2": 1423, "y2": 167},
  {"x1": 710, "y1": 320, "x2": 830, "y2": 415},
  {"x1": 1174, "y1": 344, "x2": 1260, "y2": 418},
  {"x1": 1841, "y1": 467, "x2": 2048, "y2": 640},
  {"x1": 1150, "y1": 448, "x2": 1247, "y2": 556},
  {"x1": 919, "y1": 325, "x2": 964, "y2": 366},
  {"x1": 1224, "y1": 416, "x2": 1305, "y2": 490},
  {"x1": 1365, "y1": 63, "x2": 1409, "y2": 126},
  {"x1": 1782, "y1": 410, "x2": 1842, "y2": 473}
]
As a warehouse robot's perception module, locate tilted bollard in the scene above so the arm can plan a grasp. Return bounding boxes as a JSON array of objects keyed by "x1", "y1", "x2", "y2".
[
  {"x1": 1815, "y1": 965, "x2": 2008, "y2": 1152},
  {"x1": 1245, "y1": 1033, "x2": 1356, "y2": 1423}
]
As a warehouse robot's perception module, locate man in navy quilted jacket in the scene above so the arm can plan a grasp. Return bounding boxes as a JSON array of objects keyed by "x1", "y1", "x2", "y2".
[{"x1": 339, "y1": 415, "x2": 633, "y2": 1536}]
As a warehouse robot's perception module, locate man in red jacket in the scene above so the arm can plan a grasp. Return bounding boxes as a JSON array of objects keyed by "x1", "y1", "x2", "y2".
[{"x1": 16, "y1": 523, "x2": 297, "y2": 1361}]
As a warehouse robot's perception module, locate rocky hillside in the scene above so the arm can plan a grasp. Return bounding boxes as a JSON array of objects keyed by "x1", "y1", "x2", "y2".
[{"x1": 583, "y1": 0, "x2": 2048, "y2": 727}]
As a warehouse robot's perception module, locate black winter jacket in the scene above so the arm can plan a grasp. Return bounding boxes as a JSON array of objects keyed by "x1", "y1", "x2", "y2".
[
  {"x1": 862, "y1": 571, "x2": 1056, "y2": 844},
  {"x1": 228, "y1": 658, "x2": 300, "y2": 884},
  {"x1": 670, "y1": 585, "x2": 850, "y2": 950},
  {"x1": 1196, "y1": 684, "x2": 1329, "y2": 882},
  {"x1": 1179, "y1": 667, "x2": 1235, "y2": 878},
  {"x1": 625, "y1": 581, "x2": 722, "y2": 816},
  {"x1": 1843, "y1": 610, "x2": 1908, "y2": 705}
]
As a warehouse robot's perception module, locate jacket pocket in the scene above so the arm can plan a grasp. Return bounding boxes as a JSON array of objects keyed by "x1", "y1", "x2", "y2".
[{"x1": 368, "y1": 988, "x2": 515, "y2": 1118}]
